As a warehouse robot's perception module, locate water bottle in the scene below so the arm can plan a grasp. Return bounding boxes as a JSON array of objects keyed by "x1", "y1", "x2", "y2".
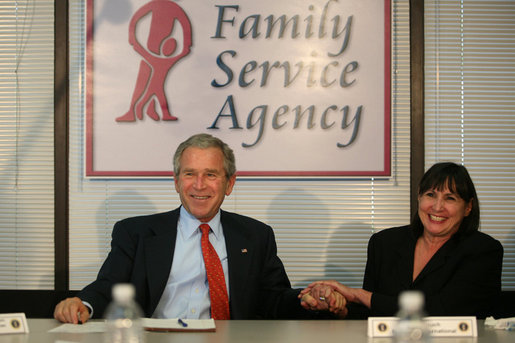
[
  {"x1": 393, "y1": 291, "x2": 431, "y2": 343},
  {"x1": 104, "y1": 283, "x2": 145, "y2": 343}
]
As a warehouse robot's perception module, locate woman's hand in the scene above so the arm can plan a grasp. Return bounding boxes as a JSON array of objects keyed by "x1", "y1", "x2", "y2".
[
  {"x1": 299, "y1": 283, "x2": 349, "y2": 317},
  {"x1": 300, "y1": 280, "x2": 372, "y2": 309}
]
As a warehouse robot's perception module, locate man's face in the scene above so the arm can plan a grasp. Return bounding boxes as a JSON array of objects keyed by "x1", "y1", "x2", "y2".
[{"x1": 175, "y1": 146, "x2": 236, "y2": 222}]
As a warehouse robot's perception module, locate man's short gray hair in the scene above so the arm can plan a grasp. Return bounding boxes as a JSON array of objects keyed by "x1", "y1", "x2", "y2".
[{"x1": 173, "y1": 133, "x2": 236, "y2": 179}]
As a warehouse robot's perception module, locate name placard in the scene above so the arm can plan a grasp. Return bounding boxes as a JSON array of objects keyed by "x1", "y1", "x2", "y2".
[
  {"x1": 368, "y1": 316, "x2": 477, "y2": 337},
  {"x1": 0, "y1": 313, "x2": 29, "y2": 335},
  {"x1": 367, "y1": 317, "x2": 397, "y2": 337},
  {"x1": 426, "y1": 317, "x2": 477, "y2": 337}
]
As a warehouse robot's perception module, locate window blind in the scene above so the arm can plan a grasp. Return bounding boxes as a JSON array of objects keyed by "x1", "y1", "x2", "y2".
[
  {"x1": 68, "y1": 0, "x2": 411, "y2": 290},
  {"x1": 425, "y1": 0, "x2": 515, "y2": 288},
  {"x1": 0, "y1": 0, "x2": 55, "y2": 289}
]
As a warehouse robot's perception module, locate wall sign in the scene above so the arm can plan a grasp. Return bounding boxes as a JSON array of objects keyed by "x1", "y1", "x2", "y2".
[{"x1": 86, "y1": 0, "x2": 391, "y2": 177}]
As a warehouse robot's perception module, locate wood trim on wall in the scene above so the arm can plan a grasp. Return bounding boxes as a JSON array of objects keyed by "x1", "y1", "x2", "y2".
[
  {"x1": 54, "y1": 0, "x2": 69, "y2": 291},
  {"x1": 410, "y1": 0, "x2": 424, "y2": 219}
]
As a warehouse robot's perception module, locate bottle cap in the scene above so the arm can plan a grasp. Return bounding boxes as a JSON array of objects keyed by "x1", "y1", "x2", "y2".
[
  {"x1": 112, "y1": 283, "x2": 135, "y2": 303},
  {"x1": 398, "y1": 290, "x2": 424, "y2": 313}
]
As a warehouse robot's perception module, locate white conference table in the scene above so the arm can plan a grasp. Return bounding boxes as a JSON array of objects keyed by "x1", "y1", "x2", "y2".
[{"x1": 0, "y1": 319, "x2": 512, "y2": 343}]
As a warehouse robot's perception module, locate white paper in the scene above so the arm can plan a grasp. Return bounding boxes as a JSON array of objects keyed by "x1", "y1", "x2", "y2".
[
  {"x1": 48, "y1": 322, "x2": 106, "y2": 333},
  {"x1": 49, "y1": 318, "x2": 216, "y2": 333},
  {"x1": 485, "y1": 316, "x2": 515, "y2": 331}
]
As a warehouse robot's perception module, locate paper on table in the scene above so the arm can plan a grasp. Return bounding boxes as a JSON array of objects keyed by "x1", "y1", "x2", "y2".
[
  {"x1": 485, "y1": 316, "x2": 515, "y2": 331},
  {"x1": 49, "y1": 321, "x2": 106, "y2": 333},
  {"x1": 49, "y1": 318, "x2": 216, "y2": 333},
  {"x1": 142, "y1": 318, "x2": 216, "y2": 332}
]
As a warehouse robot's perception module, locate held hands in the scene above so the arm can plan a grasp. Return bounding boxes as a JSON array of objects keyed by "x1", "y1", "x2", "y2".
[
  {"x1": 54, "y1": 297, "x2": 90, "y2": 324},
  {"x1": 301, "y1": 280, "x2": 372, "y2": 311},
  {"x1": 299, "y1": 283, "x2": 348, "y2": 318}
]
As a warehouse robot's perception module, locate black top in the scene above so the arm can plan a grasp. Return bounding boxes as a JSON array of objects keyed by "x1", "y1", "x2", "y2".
[{"x1": 353, "y1": 225, "x2": 503, "y2": 318}]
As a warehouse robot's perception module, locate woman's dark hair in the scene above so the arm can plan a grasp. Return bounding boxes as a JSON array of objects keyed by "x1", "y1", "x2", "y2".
[{"x1": 411, "y1": 162, "x2": 480, "y2": 236}]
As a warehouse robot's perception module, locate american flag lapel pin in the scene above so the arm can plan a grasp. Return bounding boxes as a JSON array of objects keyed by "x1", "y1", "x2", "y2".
[{"x1": 241, "y1": 248, "x2": 248, "y2": 254}]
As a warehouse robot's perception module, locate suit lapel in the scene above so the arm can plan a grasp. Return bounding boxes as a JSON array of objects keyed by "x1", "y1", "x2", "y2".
[
  {"x1": 414, "y1": 237, "x2": 455, "y2": 285},
  {"x1": 144, "y1": 208, "x2": 180, "y2": 314},
  {"x1": 220, "y1": 211, "x2": 252, "y2": 316},
  {"x1": 394, "y1": 229, "x2": 417, "y2": 289}
]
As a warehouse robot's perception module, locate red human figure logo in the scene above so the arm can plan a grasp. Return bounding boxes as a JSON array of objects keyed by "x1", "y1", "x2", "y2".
[{"x1": 116, "y1": 0, "x2": 192, "y2": 122}]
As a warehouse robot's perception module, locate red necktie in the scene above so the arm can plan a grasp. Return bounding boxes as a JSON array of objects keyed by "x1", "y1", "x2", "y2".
[{"x1": 200, "y1": 223, "x2": 230, "y2": 319}]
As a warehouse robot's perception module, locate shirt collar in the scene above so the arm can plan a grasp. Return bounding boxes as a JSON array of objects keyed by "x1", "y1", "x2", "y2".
[{"x1": 179, "y1": 206, "x2": 223, "y2": 240}]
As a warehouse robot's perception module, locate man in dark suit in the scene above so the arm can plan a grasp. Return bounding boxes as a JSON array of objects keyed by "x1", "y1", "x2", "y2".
[{"x1": 54, "y1": 133, "x2": 342, "y2": 323}]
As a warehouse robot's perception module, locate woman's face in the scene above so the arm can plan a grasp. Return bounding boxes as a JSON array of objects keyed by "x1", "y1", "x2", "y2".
[{"x1": 418, "y1": 186, "x2": 473, "y2": 239}]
